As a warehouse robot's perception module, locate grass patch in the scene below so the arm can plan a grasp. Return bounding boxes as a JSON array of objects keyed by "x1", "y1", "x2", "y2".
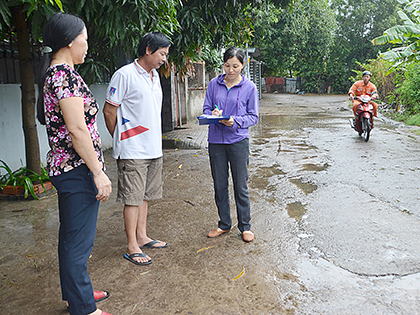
[
  {"x1": 382, "y1": 111, "x2": 406, "y2": 122},
  {"x1": 406, "y1": 114, "x2": 420, "y2": 126},
  {"x1": 381, "y1": 110, "x2": 420, "y2": 126}
]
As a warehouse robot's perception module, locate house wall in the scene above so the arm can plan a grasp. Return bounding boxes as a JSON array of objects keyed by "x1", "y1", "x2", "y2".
[{"x1": 187, "y1": 89, "x2": 206, "y2": 123}]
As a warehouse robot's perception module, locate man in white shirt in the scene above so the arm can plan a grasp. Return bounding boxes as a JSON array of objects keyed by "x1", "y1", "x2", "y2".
[{"x1": 103, "y1": 32, "x2": 170, "y2": 265}]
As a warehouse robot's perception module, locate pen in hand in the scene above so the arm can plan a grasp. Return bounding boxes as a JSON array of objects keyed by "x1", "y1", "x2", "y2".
[{"x1": 214, "y1": 104, "x2": 222, "y2": 116}]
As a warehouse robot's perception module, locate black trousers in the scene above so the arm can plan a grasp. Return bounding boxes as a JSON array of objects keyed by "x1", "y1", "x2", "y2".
[
  {"x1": 50, "y1": 165, "x2": 99, "y2": 315},
  {"x1": 209, "y1": 138, "x2": 251, "y2": 232}
]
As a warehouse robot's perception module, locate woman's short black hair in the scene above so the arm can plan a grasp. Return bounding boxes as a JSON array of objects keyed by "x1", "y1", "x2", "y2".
[
  {"x1": 223, "y1": 47, "x2": 245, "y2": 64},
  {"x1": 137, "y1": 32, "x2": 171, "y2": 57}
]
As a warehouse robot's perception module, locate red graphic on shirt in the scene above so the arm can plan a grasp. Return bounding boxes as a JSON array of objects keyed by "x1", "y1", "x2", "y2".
[{"x1": 120, "y1": 125, "x2": 149, "y2": 140}]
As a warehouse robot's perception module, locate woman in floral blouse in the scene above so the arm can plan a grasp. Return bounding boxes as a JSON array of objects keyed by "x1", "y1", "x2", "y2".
[{"x1": 36, "y1": 13, "x2": 112, "y2": 315}]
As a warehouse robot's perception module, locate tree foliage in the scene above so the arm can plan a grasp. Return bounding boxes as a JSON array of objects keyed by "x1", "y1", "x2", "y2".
[
  {"x1": 292, "y1": 0, "x2": 336, "y2": 93},
  {"x1": 63, "y1": 0, "x2": 293, "y2": 80},
  {"x1": 0, "y1": 0, "x2": 63, "y2": 36},
  {"x1": 252, "y1": 5, "x2": 297, "y2": 76},
  {"x1": 59, "y1": 0, "x2": 179, "y2": 82},
  {"x1": 373, "y1": 0, "x2": 420, "y2": 62},
  {"x1": 253, "y1": 0, "x2": 336, "y2": 93}
]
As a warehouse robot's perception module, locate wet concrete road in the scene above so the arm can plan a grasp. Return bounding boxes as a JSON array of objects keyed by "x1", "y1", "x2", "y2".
[{"x1": 1, "y1": 94, "x2": 420, "y2": 314}]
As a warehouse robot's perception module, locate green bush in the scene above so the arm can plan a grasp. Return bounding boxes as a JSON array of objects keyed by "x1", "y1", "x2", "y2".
[{"x1": 396, "y1": 62, "x2": 420, "y2": 115}]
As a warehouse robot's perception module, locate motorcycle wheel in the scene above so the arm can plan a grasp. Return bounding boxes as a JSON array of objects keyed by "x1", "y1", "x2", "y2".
[{"x1": 362, "y1": 117, "x2": 371, "y2": 142}]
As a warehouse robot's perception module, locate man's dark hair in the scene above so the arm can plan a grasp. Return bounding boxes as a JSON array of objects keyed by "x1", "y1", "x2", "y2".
[
  {"x1": 223, "y1": 47, "x2": 245, "y2": 64},
  {"x1": 137, "y1": 32, "x2": 171, "y2": 57}
]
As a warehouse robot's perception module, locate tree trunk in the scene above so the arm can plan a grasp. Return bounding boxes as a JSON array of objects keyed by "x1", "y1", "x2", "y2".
[{"x1": 13, "y1": 5, "x2": 42, "y2": 175}]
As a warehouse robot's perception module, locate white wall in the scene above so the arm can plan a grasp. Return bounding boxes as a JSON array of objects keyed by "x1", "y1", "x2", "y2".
[
  {"x1": 0, "y1": 84, "x2": 112, "y2": 174},
  {"x1": 187, "y1": 89, "x2": 206, "y2": 122}
]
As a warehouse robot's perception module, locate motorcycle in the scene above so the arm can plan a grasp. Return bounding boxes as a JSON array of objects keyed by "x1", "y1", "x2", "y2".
[{"x1": 350, "y1": 95, "x2": 374, "y2": 142}]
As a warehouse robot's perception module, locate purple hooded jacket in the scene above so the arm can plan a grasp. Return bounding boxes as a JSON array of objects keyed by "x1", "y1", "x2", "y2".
[{"x1": 203, "y1": 74, "x2": 259, "y2": 144}]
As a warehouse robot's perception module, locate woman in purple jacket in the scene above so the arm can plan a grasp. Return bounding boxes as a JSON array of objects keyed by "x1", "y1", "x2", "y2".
[{"x1": 203, "y1": 47, "x2": 259, "y2": 242}]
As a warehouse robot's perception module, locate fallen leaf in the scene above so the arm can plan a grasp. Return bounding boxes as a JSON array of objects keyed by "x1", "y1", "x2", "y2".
[
  {"x1": 131, "y1": 304, "x2": 137, "y2": 314},
  {"x1": 178, "y1": 164, "x2": 183, "y2": 169},
  {"x1": 7, "y1": 280, "x2": 19, "y2": 289},
  {"x1": 232, "y1": 266, "x2": 245, "y2": 281},
  {"x1": 197, "y1": 245, "x2": 214, "y2": 253}
]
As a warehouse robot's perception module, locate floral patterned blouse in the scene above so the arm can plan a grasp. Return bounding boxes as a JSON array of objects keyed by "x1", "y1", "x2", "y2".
[{"x1": 44, "y1": 64, "x2": 104, "y2": 177}]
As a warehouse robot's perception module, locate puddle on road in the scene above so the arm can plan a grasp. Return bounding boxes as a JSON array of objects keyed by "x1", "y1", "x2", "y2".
[
  {"x1": 276, "y1": 272, "x2": 298, "y2": 281},
  {"x1": 249, "y1": 165, "x2": 287, "y2": 191},
  {"x1": 277, "y1": 141, "x2": 319, "y2": 153},
  {"x1": 286, "y1": 201, "x2": 307, "y2": 221},
  {"x1": 258, "y1": 165, "x2": 287, "y2": 176},
  {"x1": 279, "y1": 139, "x2": 318, "y2": 151},
  {"x1": 290, "y1": 178, "x2": 317, "y2": 194},
  {"x1": 253, "y1": 138, "x2": 270, "y2": 146},
  {"x1": 301, "y1": 163, "x2": 329, "y2": 172}
]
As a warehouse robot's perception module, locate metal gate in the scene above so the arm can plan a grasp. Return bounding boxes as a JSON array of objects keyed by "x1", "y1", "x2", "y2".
[
  {"x1": 249, "y1": 60, "x2": 262, "y2": 99},
  {"x1": 285, "y1": 77, "x2": 297, "y2": 93}
]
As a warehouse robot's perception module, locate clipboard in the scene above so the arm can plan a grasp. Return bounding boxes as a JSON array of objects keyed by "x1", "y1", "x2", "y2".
[{"x1": 197, "y1": 115, "x2": 230, "y2": 125}]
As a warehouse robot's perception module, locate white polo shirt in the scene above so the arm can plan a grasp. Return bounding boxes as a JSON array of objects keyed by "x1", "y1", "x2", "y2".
[{"x1": 106, "y1": 60, "x2": 163, "y2": 159}]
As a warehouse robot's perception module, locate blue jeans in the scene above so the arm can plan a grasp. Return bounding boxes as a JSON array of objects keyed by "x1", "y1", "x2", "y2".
[
  {"x1": 50, "y1": 164, "x2": 99, "y2": 315},
  {"x1": 209, "y1": 138, "x2": 251, "y2": 232}
]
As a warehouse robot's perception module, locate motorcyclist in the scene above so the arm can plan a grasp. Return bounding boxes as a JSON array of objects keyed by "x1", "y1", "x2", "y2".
[{"x1": 348, "y1": 70, "x2": 379, "y2": 128}]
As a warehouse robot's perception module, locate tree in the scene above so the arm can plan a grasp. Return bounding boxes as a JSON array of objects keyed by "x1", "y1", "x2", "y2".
[
  {"x1": 252, "y1": 0, "x2": 336, "y2": 93},
  {"x1": 252, "y1": 5, "x2": 298, "y2": 76},
  {"x1": 0, "y1": 0, "x2": 63, "y2": 175},
  {"x1": 330, "y1": 0, "x2": 401, "y2": 92},
  {"x1": 292, "y1": 0, "x2": 336, "y2": 93}
]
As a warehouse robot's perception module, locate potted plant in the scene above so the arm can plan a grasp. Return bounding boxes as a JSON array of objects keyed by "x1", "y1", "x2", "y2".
[{"x1": 0, "y1": 160, "x2": 53, "y2": 199}]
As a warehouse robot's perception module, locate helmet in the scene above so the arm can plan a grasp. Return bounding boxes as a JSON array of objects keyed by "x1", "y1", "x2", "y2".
[{"x1": 362, "y1": 71, "x2": 372, "y2": 77}]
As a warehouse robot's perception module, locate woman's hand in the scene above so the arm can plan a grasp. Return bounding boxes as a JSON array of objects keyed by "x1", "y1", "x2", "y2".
[
  {"x1": 93, "y1": 170, "x2": 112, "y2": 201},
  {"x1": 212, "y1": 108, "x2": 223, "y2": 116},
  {"x1": 220, "y1": 116, "x2": 234, "y2": 127}
]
